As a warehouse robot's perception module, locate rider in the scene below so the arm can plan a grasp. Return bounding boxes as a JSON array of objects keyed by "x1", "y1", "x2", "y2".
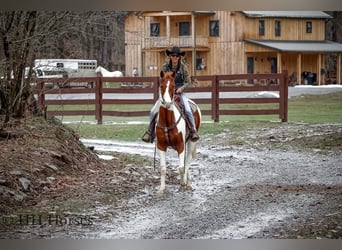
[{"x1": 141, "y1": 46, "x2": 200, "y2": 143}]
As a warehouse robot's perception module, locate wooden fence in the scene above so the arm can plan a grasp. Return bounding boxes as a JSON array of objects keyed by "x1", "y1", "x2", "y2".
[{"x1": 33, "y1": 71, "x2": 288, "y2": 124}]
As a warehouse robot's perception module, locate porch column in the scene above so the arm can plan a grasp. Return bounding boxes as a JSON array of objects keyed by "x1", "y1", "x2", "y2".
[
  {"x1": 192, "y1": 14, "x2": 196, "y2": 76},
  {"x1": 166, "y1": 15, "x2": 170, "y2": 42},
  {"x1": 277, "y1": 52, "x2": 282, "y2": 73},
  {"x1": 317, "y1": 54, "x2": 322, "y2": 85},
  {"x1": 297, "y1": 53, "x2": 302, "y2": 85}
]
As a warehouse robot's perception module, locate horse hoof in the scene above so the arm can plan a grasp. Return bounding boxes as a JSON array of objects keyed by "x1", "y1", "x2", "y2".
[
  {"x1": 156, "y1": 189, "x2": 164, "y2": 197},
  {"x1": 179, "y1": 184, "x2": 192, "y2": 191}
]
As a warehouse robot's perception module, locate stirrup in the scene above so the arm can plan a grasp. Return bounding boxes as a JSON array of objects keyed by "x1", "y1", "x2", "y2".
[
  {"x1": 190, "y1": 130, "x2": 200, "y2": 142},
  {"x1": 141, "y1": 131, "x2": 153, "y2": 143}
]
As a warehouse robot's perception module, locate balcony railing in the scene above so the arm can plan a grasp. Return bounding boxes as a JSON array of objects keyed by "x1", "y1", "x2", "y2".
[{"x1": 143, "y1": 36, "x2": 209, "y2": 49}]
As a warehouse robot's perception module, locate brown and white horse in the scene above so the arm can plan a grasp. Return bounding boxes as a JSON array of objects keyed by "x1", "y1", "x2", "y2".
[{"x1": 155, "y1": 71, "x2": 201, "y2": 196}]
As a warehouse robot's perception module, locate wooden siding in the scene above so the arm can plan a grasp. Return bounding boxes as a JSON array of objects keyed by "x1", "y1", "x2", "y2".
[
  {"x1": 243, "y1": 17, "x2": 326, "y2": 40},
  {"x1": 125, "y1": 13, "x2": 144, "y2": 76},
  {"x1": 201, "y1": 11, "x2": 246, "y2": 75},
  {"x1": 208, "y1": 42, "x2": 245, "y2": 75},
  {"x1": 245, "y1": 43, "x2": 275, "y2": 53}
]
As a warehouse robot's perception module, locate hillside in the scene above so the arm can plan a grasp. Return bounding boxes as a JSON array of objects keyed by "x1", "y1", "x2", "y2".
[{"x1": 0, "y1": 116, "x2": 160, "y2": 215}]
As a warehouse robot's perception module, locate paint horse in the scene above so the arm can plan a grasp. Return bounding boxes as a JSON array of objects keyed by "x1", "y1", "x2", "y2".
[
  {"x1": 155, "y1": 71, "x2": 201, "y2": 196},
  {"x1": 95, "y1": 66, "x2": 123, "y2": 87}
]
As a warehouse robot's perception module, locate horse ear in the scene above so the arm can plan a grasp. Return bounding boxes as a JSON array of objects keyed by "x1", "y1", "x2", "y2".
[
  {"x1": 171, "y1": 71, "x2": 176, "y2": 78},
  {"x1": 160, "y1": 71, "x2": 164, "y2": 78}
]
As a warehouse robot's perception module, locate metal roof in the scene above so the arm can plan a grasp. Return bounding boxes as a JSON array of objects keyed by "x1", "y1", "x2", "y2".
[
  {"x1": 242, "y1": 11, "x2": 332, "y2": 19},
  {"x1": 244, "y1": 40, "x2": 342, "y2": 53}
]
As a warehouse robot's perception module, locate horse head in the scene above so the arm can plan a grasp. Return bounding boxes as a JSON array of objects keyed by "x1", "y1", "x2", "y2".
[{"x1": 159, "y1": 71, "x2": 176, "y2": 109}]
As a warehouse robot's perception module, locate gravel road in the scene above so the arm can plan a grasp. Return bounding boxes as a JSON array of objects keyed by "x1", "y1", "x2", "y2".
[{"x1": 1, "y1": 123, "x2": 341, "y2": 239}]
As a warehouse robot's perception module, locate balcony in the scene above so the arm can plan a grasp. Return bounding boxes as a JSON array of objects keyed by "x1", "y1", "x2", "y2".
[{"x1": 143, "y1": 36, "x2": 209, "y2": 50}]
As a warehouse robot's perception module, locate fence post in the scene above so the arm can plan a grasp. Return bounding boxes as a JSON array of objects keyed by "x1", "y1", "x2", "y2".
[
  {"x1": 283, "y1": 70, "x2": 288, "y2": 122},
  {"x1": 279, "y1": 70, "x2": 288, "y2": 122},
  {"x1": 95, "y1": 77, "x2": 103, "y2": 124},
  {"x1": 212, "y1": 75, "x2": 219, "y2": 122},
  {"x1": 153, "y1": 76, "x2": 159, "y2": 102}
]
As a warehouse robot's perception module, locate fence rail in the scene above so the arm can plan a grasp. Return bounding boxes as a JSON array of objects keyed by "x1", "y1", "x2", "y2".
[{"x1": 33, "y1": 71, "x2": 288, "y2": 124}]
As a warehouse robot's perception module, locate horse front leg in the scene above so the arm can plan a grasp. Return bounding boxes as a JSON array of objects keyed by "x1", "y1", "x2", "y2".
[
  {"x1": 183, "y1": 153, "x2": 191, "y2": 190},
  {"x1": 156, "y1": 150, "x2": 166, "y2": 196},
  {"x1": 183, "y1": 141, "x2": 196, "y2": 189},
  {"x1": 178, "y1": 150, "x2": 186, "y2": 186}
]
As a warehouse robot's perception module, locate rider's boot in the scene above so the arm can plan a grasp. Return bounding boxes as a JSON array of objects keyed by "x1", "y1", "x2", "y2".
[
  {"x1": 184, "y1": 112, "x2": 200, "y2": 142},
  {"x1": 189, "y1": 126, "x2": 200, "y2": 142},
  {"x1": 141, "y1": 117, "x2": 156, "y2": 143}
]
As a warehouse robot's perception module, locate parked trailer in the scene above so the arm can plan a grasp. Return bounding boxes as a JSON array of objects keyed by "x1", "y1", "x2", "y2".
[{"x1": 33, "y1": 59, "x2": 97, "y2": 88}]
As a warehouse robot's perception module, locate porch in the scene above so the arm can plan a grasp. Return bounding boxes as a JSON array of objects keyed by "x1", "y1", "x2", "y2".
[
  {"x1": 244, "y1": 39, "x2": 342, "y2": 85},
  {"x1": 143, "y1": 36, "x2": 209, "y2": 50}
]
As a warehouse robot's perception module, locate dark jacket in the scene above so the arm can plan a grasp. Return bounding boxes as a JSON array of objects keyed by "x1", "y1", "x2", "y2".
[{"x1": 162, "y1": 61, "x2": 191, "y2": 91}]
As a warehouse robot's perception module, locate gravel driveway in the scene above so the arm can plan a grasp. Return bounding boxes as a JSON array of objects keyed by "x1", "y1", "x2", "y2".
[
  {"x1": 1, "y1": 122, "x2": 341, "y2": 239},
  {"x1": 80, "y1": 123, "x2": 341, "y2": 239}
]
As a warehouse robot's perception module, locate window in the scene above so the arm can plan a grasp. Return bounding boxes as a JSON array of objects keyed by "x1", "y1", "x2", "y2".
[
  {"x1": 259, "y1": 20, "x2": 265, "y2": 36},
  {"x1": 275, "y1": 20, "x2": 281, "y2": 37},
  {"x1": 179, "y1": 22, "x2": 190, "y2": 36},
  {"x1": 78, "y1": 62, "x2": 96, "y2": 69},
  {"x1": 150, "y1": 23, "x2": 160, "y2": 37},
  {"x1": 196, "y1": 58, "x2": 206, "y2": 70},
  {"x1": 56, "y1": 63, "x2": 64, "y2": 68},
  {"x1": 209, "y1": 20, "x2": 219, "y2": 37},
  {"x1": 306, "y1": 21, "x2": 312, "y2": 33}
]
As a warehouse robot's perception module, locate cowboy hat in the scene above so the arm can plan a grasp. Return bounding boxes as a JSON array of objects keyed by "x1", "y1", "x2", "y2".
[{"x1": 166, "y1": 46, "x2": 186, "y2": 57}]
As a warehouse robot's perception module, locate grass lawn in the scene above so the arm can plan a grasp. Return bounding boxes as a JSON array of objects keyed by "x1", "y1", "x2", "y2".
[{"x1": 64, "y1": 91, "x2": 342, "y2": 141}]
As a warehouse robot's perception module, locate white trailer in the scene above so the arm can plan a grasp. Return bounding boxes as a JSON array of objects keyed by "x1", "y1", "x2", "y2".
[{"x1": 34, "y1": 59, "x2": 97, "y2": 88}]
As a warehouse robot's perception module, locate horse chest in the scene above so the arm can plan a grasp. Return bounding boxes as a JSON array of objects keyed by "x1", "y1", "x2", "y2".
[
  {"x1": 156, "y1": 123, "x2": 184, "y2": 153},
  {"x1": 157, "y1": 125, "x2": 182, "y2": 142}
]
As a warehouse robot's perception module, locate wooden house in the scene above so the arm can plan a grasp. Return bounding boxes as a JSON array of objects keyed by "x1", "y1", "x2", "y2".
[{"x1": 124, "y1": 11, "x2": 342, "y2": 85}]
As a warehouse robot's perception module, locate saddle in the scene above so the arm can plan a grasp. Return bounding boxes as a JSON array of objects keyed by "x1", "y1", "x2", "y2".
[
  {"x1": 174, "y1": 94, "x2": 198, "y2": 113},
  {"x1": 174, "y1": 94, "x2": 198, "y2": 134}
]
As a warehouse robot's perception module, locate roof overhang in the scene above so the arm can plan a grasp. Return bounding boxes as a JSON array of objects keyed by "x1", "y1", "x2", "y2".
[
  {"x1": 244, "y1": 39, "x2": 342, "y2": 53},
  {"x1": 241, "y1": 11, "x2": 332, "y2": 19},
  {"x1": 137, "y1": 11, "x2": 216, "y2": 17}
]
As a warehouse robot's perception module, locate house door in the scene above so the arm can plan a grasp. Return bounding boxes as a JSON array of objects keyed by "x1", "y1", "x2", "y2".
[
  {"x1": 270, "y1": 57, "x2": 277, "y2": 73},
  {"x1": 247, "y1": 57, "x2": 254, "y2": 84}
]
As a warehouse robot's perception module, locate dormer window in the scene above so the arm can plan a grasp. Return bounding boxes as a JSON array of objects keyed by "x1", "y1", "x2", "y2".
[
  {"x1": 306, "y1": 21, "x2": 312, "y2": 33},
  {"x1": 259, "y1": 20, "x2": 265, "y2": 36},
  {"x1": 275, "y1": 20, "x2": 281, "y2": 37}
]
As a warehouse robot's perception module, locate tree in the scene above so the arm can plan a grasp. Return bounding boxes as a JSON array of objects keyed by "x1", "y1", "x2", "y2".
[
  {"x1": 0, "y1": 11, "x2": 71, "y2": 127},
  {"x1": 0, "y1": 11, "x2": 127, "y2": 128}
]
